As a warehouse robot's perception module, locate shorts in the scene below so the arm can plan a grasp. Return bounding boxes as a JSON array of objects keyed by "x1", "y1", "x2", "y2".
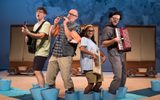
[
  {"x1": 84, "y1": 70, "x2": 103, "y2": 84},
  {"x1": 33, "y1": 56, "x2": 47, "y2": 71}
]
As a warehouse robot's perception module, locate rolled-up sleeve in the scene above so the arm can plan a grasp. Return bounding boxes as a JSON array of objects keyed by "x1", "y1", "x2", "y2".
[
  {"x1": 101, "y1": 27, "x2": 110, "y2": 42},
  {"x1": 70, "y1": 24, "x2": 81, "y2": 43},
  {"x1": 80, "y1": 37, "x2": 87, "y2": 47}
]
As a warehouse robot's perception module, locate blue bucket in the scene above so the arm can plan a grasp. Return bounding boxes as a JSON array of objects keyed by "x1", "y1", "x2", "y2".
[
  {"x1": 102, "y1": 90, "x2": 109, "y2": 100},
  {"x1": 116, "y1": 87, "x2": 128, "y2": 99},
  {"x1": 151, "y1": 80, "x2": 160, "y2": 92},
  {"x1": 30, "y1": 87, "x2": 46, "y2": 100},
  {"x1": 41, "y1": 88, "x2": 59, "y2": 100},
  {"x1": 78, "y1": 91, "x2": 94, "y2": 100},
  {"x1": 32, "y1": 84, "x2": 40, "y2": 88},
  {"x1": 0, "y1": 79, "x2": 11, "y2": 91},
  {"x1": 65, "y1": 91, "x2": 78, "y2": 100},
  {"x1": 32, "y1": 84, "x2": 49, "y2": 88},
  {"x1": 94, "y1": 92, "x2": 101, "y2": 100}
]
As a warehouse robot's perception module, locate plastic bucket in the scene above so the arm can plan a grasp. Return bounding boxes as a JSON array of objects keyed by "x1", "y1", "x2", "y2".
[
  {"x1": 0, "y1": 79, "x2": 11, "y2": 91},
  {"x1": 151, "y1": 80, "x2": 160, "y2": 91},
  {"x1": 78, "y1": 91, "x2": 94, "y2": 100},
  {"x1": 30, "y1": 87, "x2": 46, "y2": 100},
  {"x1": 102, "y1": 90, "x2": 109, "y2": 100},
  {"x1": 41, "y1": 88, "x2": 59, "y2": 100},
  {"x1": 32, "y1": 84, "x2": 49, "y2": 88},
  {"x1": 94, "y1": 92, "x2": 101, "y2": 100},
  {"x1": 65, "y1": 91, "x2": 78, "y2": 100},
  {"x1": 116, "y1": 87, "x2": 128, "y2": 99}
]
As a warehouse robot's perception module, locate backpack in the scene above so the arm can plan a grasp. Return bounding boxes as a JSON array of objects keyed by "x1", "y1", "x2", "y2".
[{"x1": 27, "y1": 21, "x2": 46, "y2": 53}]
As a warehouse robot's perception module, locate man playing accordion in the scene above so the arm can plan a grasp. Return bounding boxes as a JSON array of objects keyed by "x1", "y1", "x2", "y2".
[{"x1": 101, "y1": 9, "x2": 130, "y2": 99}]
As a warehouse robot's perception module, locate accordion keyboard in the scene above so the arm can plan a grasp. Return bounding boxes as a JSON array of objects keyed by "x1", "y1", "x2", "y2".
[{"x1": 115, "y1": 28, "x2": 124, "y2": 50}]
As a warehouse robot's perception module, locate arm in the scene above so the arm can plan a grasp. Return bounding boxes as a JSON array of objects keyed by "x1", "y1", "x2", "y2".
[
  {"x1": 80, "y1": 46, "x2": 97, "y2": 59},
  {"x1": 102, "y1": 37, "x2": 120, "y2": 47},
  {"x1": 63, "y1": 17, "x2": 81, "y2": 43},
  {"x1": 71, "y1": 30, "x2": 81, "y2": 43},
  {"x1": 63, "y1": 17, "x2": 72, "y2": 40},
  {"x1": 50, "y1": 25, "x2": 60, "y2": 37},
  {"x1": 50, "y1": 17, "x2": 61, "y2": 36},
  {"x1": 22, "y1": 27, "x2": 46, "y2": 39},
  {"x1": 100, "y1": 50, "x2": 106, "y2": 64},
  {"x1": 101, "y1": 27, "x2": 120, "y2": 48},
  {"x1": 22, "y1": 21, "x2": 50, "y2": 39}
]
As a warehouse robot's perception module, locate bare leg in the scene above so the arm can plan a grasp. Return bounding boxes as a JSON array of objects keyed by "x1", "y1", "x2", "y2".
[{"x1": 34, "y1": 71, "x2": 45, "y2": 88}]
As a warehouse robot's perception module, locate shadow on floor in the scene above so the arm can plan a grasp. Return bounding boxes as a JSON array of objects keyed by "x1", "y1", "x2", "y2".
[
  {"x1": 129, "y1": 88, "x2": 160, "y2": 97},
  {"x1": 13, "y1": 94, "x2": 65, "y2": 100}
]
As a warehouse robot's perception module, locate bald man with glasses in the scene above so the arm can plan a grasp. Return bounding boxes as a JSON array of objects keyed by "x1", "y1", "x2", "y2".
[{"x1": 46, "y1": 9, "x2": 81, "y2": 92}]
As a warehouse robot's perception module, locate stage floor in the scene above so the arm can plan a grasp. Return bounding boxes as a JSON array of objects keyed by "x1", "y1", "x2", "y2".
[{"x1": 0, "y1": 71, "x2": 160, "y2": 100}]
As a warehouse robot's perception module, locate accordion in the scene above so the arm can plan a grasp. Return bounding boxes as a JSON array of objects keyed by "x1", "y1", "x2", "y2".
[{"x1": 115, "y1": 28, "x2": 131, "y2": 52}]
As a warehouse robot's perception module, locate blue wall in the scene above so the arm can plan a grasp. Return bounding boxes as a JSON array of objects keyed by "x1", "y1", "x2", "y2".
[{"x1": 0, "y1": 0, "x2": 160, "y2": 72}]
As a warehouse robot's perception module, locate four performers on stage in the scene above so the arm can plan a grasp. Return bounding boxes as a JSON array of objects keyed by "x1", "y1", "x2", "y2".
[{"x1": 22, "y1": 6, "x2": 130, "y2": 100}]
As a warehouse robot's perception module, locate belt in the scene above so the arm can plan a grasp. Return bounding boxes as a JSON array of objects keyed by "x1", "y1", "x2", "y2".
[{"x1": 53, "y1": 55, "x2": 68, "y2": 58}]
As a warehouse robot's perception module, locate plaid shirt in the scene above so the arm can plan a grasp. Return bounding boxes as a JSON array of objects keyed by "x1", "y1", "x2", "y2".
[{"x1": 52, "y1": 22, "x2": 80, "y2": 57}]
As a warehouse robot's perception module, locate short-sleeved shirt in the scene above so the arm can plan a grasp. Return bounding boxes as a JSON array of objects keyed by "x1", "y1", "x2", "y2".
[
  {"x1": 101, "y1": 26, "x2": 121, "y2": 56},
  {"x1": 80, "y1": 37, "x2": 99, "y2": 72},
  {"x1": 52, "y1": 22, "x2": 81, "y2": 57},
  {"x1": 33, "y1": 21, "x2": 51, "y2": 57}
]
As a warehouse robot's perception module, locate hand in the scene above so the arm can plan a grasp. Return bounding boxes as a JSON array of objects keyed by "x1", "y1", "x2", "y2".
[
  {"x1": 54, "y1": 17, "x2": 61, "y2": 25},
  {"x1": 113, "y1": 37, "x2": 121, "y2": 43},
  {"x1": 101, "y1": 56, "x2": 106, "y2": 64},
  {"x1": 21, "y1": 26, "x2": 30, "y2": 35},
  {"x1": 63, "y1": 17, "x2": 69, "y2": 26},
  {"x1": 91, "y1": 53, "x2": 97, "y2": 60}
]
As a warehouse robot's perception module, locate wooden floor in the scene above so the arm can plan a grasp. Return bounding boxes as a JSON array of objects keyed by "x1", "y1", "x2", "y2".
[{"x1": 0, "y1": 71, "x2": 160, "y2": 100}]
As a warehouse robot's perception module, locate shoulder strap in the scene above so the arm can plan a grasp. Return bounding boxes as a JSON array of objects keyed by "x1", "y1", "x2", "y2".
[
  {"x1": 34, "y1": 21, "x2": 46, "y2": 33},
  {"x1": 35, "y1": 21, "x2": 48, "y2": 51}
]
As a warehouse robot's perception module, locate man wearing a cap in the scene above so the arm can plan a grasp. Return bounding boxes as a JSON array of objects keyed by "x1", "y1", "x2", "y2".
[{"x1": 101, "y1": 10, "x2": 126, "y2": 99}]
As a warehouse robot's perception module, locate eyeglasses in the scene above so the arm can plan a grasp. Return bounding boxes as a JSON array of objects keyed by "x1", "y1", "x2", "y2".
[
  {"x1": 37, "y1": 10, "x2": 45, "y2": 14},
  {"x1": 112, "y1": 17, "x2": 120, "y2": 21},
  {"x1": 87, "y1": 30, "x2": 95, "y2": 32},
  {"x1": 68, "y1": 13, "x2": 78, "y2": 17}
]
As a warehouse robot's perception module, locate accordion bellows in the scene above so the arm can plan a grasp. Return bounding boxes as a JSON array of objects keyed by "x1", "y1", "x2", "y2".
[{"x1": 115, "y1": 28, "x2": 132, "y2": 52}]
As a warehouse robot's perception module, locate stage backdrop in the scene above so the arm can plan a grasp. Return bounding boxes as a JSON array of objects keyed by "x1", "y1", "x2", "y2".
[{"x1": 0, "y1": 0, "x2": 160, "y2": 72}]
